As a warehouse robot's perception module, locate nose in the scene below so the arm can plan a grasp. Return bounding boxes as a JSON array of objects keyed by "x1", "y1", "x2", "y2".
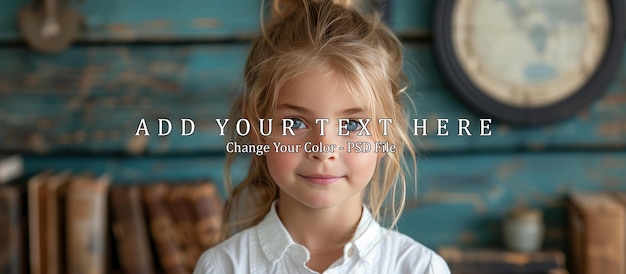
[
  {"x1": 306, "y1": 131, "x2": 338, "y2": 162},
  {"x1": 307, "y1": 148, "x2": 337, "y2": 161}
]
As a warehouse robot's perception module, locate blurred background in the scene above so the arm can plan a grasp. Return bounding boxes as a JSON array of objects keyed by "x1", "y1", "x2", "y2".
[{"x1": 1, "y1": 0, "x2": 625, "y2": 273}]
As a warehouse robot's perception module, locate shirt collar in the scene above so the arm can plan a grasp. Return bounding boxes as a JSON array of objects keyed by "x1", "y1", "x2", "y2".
[
  {"x1": 350, "y1": 205, "x2": 382, "y2": 265},
  {"x1": 255, "y1": 201, "x2": 384, "y2": 265},
  {"x1": 256, "y1": 201, "x2": 297, "y2": 264}
]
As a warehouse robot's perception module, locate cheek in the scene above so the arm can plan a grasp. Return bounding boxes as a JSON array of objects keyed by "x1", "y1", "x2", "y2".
[
  {"x1": 265, "y1": 150, "x2": 301, "y2": 182},
  {"x1": 345, "y1": 151, "x2": 378, "y2": 180}
]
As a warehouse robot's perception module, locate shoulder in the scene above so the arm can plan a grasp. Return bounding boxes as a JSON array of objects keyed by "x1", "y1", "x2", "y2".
[
  {"x1": 378, "y1": 230, "x2": 451, "y2": 274},
  {"x1": 192, "y1": 228, "x2": 253, "y2": 274}
]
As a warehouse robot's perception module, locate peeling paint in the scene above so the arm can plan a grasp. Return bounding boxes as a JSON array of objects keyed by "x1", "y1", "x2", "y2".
[
  {"x1": 599, "y1": 93, "x2": 626, "y2": 107},
  {"x1": 417, "y1": 192, "x2": 487, "y2": 212},
  {"x1": 597, "y1": 121, "x2": 626, "y2": 137},
  {"x1": 36, "y1": 119, "x2": 51, "y2": 130},
  {"x1": 603, "y1": 157, "x2": 626, "y2": 168},
  {"x1": 121, "y1": 95, "x2": 134, "y2": 105},
  {"x1": 24, "y1": 74, "x2": 41, "y2": 87},
  {"x1": 0, "y1": 80, "x2": 10, "y2": 93},
  {"x1": 127, "y1": 135, "x2": 148, "y2": 155},
  {"x1": 158, "y1": 136, "x2": 170, "y2": 152},
  {"x1": 601, "y1": 178, "x2": 621, "y2": 188},
  {"x1": 107, "y1": 24, "x2": 137, "y2": 39},
  {"x1": 149, "y1": 61, "x2": 182, "y2": 74},
  {"x1": 497, "y1": 160, "x2": 523, "y2": 180},
  {"x1": 93, "y1": 130, "x2": 107, "y2": 141},
  {"x1": 487, "y1": 185, "x2": 505, "y2": 203},
  {"x1": 578, "y1": 109, "x2": 590, "y2": 121},
  {"x1": 526, "y1": 143, "x2": 546, "y2": 151},
  {"x1": 28, "y1": 133, "x2": 48, "y2": 154},
  {"x1": 109, "y1": 130, "x2": 121, "y2": 139},
  {"x1": 79, "y1": 66, "x2": 98, "y2": 99},
  {"x1": 59, "y1": 133, "x2": 72, "y2": 145},
  {"x1": 103, "y1": 97, "x2": 117, "y2": 108},
  {"x1": 141, "y1": 20, "x2": 172, "y2": 30},
  {"x1": 459, "y1": 232, "x2": 475, "y2": 244},
  {"x1": 496, "y1": 124, "x2": 510, "y2": 135},
  {"x1": 73, "y1": 131, "x2": 87, "y2": 143},
  {"x1": 192, "y1": 18, "x2": 220, "y2": 29}
]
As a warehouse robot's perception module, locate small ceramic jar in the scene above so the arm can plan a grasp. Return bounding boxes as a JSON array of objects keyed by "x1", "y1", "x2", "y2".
[{"x1": 503, "y1": 207, "x2": 544, "y2": 252}]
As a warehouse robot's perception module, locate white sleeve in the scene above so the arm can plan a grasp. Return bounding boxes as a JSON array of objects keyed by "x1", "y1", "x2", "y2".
[{"x1": 427, "y1": 252, "x2": 451, "y2": 274}]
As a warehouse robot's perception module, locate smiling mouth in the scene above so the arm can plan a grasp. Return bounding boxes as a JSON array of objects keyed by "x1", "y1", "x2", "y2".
[{"x1": 298, "y1": 175, "x2": 344, "y2": 185}]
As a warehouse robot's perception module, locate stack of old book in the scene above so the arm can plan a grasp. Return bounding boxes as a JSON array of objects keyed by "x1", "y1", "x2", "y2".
[
  {"x1": 0, "y1": 167, "x2": 223, "y2": 274},
  {"x1": 0, "y1": 155, "x2": 25, "y2": 274},
  {"x1": 438, "y1": 246, "x2": 567, "y2": 274},
  {"x1": 113, "y1": 181, "x2": 223, "y2": 274},
  {"x1": 568, "y1": 191, "x2": 626, "y2": 274}
]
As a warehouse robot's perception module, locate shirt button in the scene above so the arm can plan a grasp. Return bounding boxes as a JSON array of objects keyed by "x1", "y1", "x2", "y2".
[{"x1": 348, "y1": 247, "x2": 354, "y2": 257}]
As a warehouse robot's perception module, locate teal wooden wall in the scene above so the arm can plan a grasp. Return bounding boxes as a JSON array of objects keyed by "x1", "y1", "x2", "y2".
[{"x1": 2, "y1": 0, "x2": 626, "y2": 251}]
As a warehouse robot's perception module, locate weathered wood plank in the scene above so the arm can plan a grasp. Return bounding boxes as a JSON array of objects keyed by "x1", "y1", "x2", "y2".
[
  {"x1": 406, "y1": 46, "x2": 626, "y2": 152},
  {"x1": 0, "y1": 0, "x2": 431, "y2": 41},
  {"x1": 20, "y1": 150, "x2": 626, "y2": 249},
  {"x1": 402, "y1": 150, "x2": 626, "y2": 249},
  {"x1": 1, "y1": 43, "x2": 625, "y2": 154},
  {"x1": 389, "y1": 0, "x2": 433, "y2": 37},
  {"x1": 0, "y1": 0, "x2": 263, "y2": 41}
]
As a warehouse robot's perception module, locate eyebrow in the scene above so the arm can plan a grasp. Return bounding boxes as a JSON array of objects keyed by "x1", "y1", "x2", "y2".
[{"x1": 276, "y1": 104, "x2": 366, "y2": 116}]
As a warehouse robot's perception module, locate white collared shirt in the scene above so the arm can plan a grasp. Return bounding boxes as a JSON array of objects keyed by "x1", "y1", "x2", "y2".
[{"x1": 193, "y1": 202, "x2": 450, "y2": 274}]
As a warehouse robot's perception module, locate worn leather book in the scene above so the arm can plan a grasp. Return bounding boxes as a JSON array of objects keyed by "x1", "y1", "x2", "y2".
[
  {"x1": 66, "y1": 174, "x2": 110, "y2": 274},
  {"x1": 143, "y1": 183, "x2": 186, "y2": 274},
  {"x1": 568, "y1": 192, "x2": 625, "y2": 274},
  {"x1": 110, "y1": 185, "x2": 155, "y2": 274},
  {"x1": 438, "y1": 246, "x2": 565, "y2": 274},
  {"x1": 0, "y1": 185, "x2": 25, "y2": 274},
  {"x1": 28, "y1": 171, "x2": 52, "y2": 274},
  {"x1": 187, "y1": 181, "x2": 223, "y2": 250},
  {"x1": 45, "y1": 172, "x2": 71, "y2": 274},
  {"x1": 167, "y1": 184, "x2": 202, "y2": 271}
]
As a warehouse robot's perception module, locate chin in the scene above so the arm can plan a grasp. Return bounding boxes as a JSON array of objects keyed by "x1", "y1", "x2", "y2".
[{"x1": 297, "y1": 196, "x2": 338, "y2": 209}]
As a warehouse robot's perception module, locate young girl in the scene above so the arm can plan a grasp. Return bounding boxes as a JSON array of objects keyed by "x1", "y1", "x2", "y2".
[{"x1": 194, "y1": 0, "x2": 450, "y2": 273}]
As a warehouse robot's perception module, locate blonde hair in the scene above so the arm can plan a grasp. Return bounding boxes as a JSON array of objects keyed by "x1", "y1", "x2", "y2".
[{"x1": 222, "y1": 0, "x2": 416, "y2": 238}]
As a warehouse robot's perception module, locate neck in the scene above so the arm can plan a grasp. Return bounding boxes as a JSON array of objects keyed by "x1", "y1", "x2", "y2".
[{"x1": 276, "y1": 193, "x2": 363, "y2": 251}]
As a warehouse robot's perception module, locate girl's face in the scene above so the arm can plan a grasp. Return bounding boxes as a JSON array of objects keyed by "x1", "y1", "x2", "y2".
[{"x1": 263, "y1": 69, "x2": 379, "y2": 210}]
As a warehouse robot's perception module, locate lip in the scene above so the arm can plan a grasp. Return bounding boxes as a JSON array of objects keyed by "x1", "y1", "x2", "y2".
[{"x1": 299, "y1": 174, "x2": 343, "y2": 185}]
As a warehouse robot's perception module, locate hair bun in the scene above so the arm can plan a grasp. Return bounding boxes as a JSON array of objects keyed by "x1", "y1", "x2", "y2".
[{"x1": 272, "y1": 0, "x2": 302, "y2": 18}]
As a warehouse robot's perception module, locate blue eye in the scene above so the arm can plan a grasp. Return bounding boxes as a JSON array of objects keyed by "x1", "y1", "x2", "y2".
[
  {"x1": 287, "y1": 118, "x2": 307, "y2": 129},
  {"x1": 345, "y1": 120, "x2": 362, "y2": 131}
]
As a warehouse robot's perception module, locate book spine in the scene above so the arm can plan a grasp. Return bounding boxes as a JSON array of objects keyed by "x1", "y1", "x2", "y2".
[
  {"x1": 167, "y1": 184, "x2": 201, "y2": 271},
  {"x1": 0, "y1": 187, "x2": 23, "y2": 274},
  {"x1": 187, "y1": 182, "x2": 223, "y2": 250},
  {"x1": 28, "y1": 171, "x2": 51, "y2": 274},
  {"x1": 143, "y1": 183, "x2": 187, "y2": 274},
  {"x1": 45, "y1": 172, "x2": 70, "y2": 274},
  {"x1": 569, "y1": 192, "x2": 625, "y2": 274},
  {"x1": 110, "y1": 185, "x2": 155, "y2": 274},
  {"x1": 66, "y1": 175, "x2": 110, "y2": 274}
]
